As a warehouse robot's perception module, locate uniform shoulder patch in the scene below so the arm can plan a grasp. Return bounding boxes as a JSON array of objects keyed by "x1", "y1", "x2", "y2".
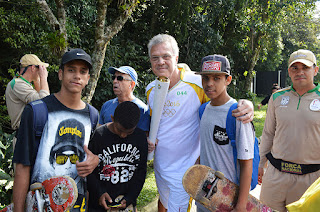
[{"x1": 272, "y1": 87, "x2": 290, "y2": 101}]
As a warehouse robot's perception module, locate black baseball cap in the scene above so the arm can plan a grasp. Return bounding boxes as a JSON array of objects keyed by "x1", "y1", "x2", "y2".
[
  {"x1": 60, "y1": 48, "x2": 92, "y2": 70},
  {"x1": 196, "y1": 54, "x2": 231, "y2": 75}
]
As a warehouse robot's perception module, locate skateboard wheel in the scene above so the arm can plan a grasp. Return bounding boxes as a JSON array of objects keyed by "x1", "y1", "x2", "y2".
[
  {"x1": 215, "y1": 171, "x2": 224, "y2": 179},
  {"x1": 30, "y1": 182, "x2": 43, "y2": 191}
]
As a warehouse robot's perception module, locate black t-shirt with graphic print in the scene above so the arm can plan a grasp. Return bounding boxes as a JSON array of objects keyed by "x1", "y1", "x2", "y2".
[{"x1": 87, "y1": 124, "x2": 148, "y2": 211}]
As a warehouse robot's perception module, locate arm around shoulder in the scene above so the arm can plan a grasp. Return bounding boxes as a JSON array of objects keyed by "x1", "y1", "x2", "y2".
[{"x1": 232, "y1": 99, "x2": 254, "y2": 124}]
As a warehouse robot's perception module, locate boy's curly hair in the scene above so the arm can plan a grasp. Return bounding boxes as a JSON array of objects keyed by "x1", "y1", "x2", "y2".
[{"x1": 114, "y1": 101, "x2": 140, "y2": 129}]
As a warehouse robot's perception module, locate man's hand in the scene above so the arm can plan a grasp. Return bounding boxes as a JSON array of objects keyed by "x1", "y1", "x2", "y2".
[
  {"x1": 147, "y1": 138, "x2": 155, "y2": 153},
  {"x1": 258, "y1": 167, "x2": 264, "y2": 185},
  {"x1": 232, "y1": 99, "x2": 254, "y2": 124},
  {"x1": 76, "y1": 145, "x2": 99, "y2": 177},
  {"x1": 257, "y1": 104, "x2": 262, "y2": 110},
  {"x1": 38, "y1": 65, "x2": 48, "y2": 80},
  {"x1": 36, "y1": 65, "x2": 49, "y2": 93},
  {"x1": 99, "y1": 192, "x2": 113, "y2": 210}
]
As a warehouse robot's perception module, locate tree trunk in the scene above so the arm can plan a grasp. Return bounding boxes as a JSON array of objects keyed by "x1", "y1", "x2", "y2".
[
  {"x1": 37, "y1": 0, "x2": 68, "y2": 55},
  {"x1": 243, "y1": 30, "x2": 264, "y2": 92},
  {"x1": 37, "y1": 0, "x2": 139, "y2": 104},
  {"x1": 83, "y1": 0, "x2": 138, "y2": 103}
]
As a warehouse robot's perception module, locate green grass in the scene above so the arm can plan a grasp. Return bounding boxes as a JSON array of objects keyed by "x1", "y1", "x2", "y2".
[
  {"x1": 253, "y1": 96, "x2": 267, "y2": 138},
  {"x1": 136, "y1": 160, "x2": 158, "y2": 209},
  {"x1": 135, "y1": 97, "x2": 268, "y2": 209}
]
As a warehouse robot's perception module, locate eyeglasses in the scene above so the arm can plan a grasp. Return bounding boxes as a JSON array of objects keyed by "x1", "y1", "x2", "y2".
[
  {"x1": 150, "y1": 54, "x2": 174, "y2": 62},
  {"x1": 20, "y1": 65, "x2": 39, "y2": 76},
  {"x1": 112, "y1": 75, "x2": 132, "y2": 81},
  {"x1": 55, "y1": 154, "x2": 79, "y2": 165}
]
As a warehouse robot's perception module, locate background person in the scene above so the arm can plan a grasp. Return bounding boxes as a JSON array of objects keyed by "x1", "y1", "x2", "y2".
[
  {"x1": 99, "y1": 66, "x2": 150, "y2": 133},
  {"x1": 258, "y1": 49, "x2": 320, "y2": 212},
  {"x1": 257, "y1": 83, "x2": 280, "y2": 110},
  {"x1": 5, "y1": 54, "x2": 50, "y2": 149},
  {"x1": 146, "y1": 34, "x2": 254, "y2": 212}
]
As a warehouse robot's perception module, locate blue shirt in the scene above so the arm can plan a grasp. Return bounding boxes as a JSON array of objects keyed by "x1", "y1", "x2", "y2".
[{"x1": 99, "y1": 97, "x2": 150, "y2": 132}]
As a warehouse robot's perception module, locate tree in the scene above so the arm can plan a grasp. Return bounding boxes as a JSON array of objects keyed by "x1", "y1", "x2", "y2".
[
  {"x1": 36, "y1": 0, "x2": 140, "y2": 103},
  {"x1": 232, "y1": 0, "x2": 317, "y2": 92}
]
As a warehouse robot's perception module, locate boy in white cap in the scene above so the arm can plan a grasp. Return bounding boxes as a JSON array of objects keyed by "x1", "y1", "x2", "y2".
[
  {"x1": 5, "y1": 54, "x2": 50, "y2": 149},
  {"x1": 196, "y1": 55, "x2": 255, "y2": 212},
  {"x1": 259, "y1": 49, "x2": 320, "y2": 212}
]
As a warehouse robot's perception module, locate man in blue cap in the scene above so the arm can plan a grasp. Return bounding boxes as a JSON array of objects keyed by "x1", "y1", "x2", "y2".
[{"x1": 99, "y1": 66, "x2": 150, "y2": 133}]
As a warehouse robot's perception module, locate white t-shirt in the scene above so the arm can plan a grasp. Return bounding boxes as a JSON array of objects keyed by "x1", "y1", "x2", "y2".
[
  {"x1": 146, "y1": 68, "x2": 208, "y2": 177},
  {"x1": 200, "y1": 98, "x2": 255, "y2": 183}
]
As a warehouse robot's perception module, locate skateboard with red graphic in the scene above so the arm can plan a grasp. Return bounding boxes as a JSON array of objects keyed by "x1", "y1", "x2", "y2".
[
  {"x1": 182, "y1": 165, "x2": 276, "y2": 212},
  {"x1": 0, "y1": 204, "x2": 13, "y2": 212},
  {"x1": 0, "y1": 176, "x2": 78, "y2": 212},
  {"x1": 26, "y1": 176, "x2": 78, "y2": 211}
]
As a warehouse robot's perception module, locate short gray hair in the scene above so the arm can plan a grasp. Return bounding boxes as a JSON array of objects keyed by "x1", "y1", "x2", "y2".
[{"x1": 147, "y1": 34, "x2": 179, "y2": 57}]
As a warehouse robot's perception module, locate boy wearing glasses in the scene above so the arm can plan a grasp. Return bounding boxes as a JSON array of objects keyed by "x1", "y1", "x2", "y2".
[
  {"x1": 12, "y1": 49, "x2": 99, "y2": 212},
  {"x1": 99, "y1": 66, "x2": 150, "y2": 133},
  {"x1": 88, "y1": 101, "x2": 148, "y2": 212}
]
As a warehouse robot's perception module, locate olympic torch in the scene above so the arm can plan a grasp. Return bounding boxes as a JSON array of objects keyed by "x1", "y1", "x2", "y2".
[{"x1": 147, "y1": 76, "x2": 170, "y2": 160}]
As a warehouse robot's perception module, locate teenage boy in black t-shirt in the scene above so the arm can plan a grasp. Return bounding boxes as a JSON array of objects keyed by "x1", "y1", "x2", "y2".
[
  {"x1": 12, "y1": 49, "x2": 99, "y2": 212},
  {"x1": 88, "y1": 101, "x2": 148, "y2": 212}
]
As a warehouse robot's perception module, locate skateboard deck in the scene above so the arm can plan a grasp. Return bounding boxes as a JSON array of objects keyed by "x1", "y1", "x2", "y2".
[
  {"x1": 0, "y1": 204, "x2": 13, "y2": 212},
  {"x1": 0, "y1": 176, "x2": 77, "y2": 212},
  {"x1": 26, "y1": 175, "x2": 78, "y2": 212},
  {"x1": 182, "y1": 165, "x2": 275, "y2": 212},
  {"x1": 107, "y1": 195, "x2": 134, "y2": 212}
]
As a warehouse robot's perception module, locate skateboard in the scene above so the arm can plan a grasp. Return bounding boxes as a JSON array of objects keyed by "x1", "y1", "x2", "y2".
[
  {"x1": 26, "y1": 176, "x2": 78, "y2": 212},
  {"x1": 107, "y1": 195, "x2": 134, "y2": 212},
  {"x1": 182, "y1": 165, "x2": 275, "y2": 212},
  {"x1": 0, "y1": 204, "x2": 13, "y2": 212},
  {"x1": 0, "y1": 176, "x2": 77, "y2": 212}
]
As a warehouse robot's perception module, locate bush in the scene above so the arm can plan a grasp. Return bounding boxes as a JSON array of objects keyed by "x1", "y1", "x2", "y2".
[{"x1": 0, "y1": 128, "x2": 14, "y2": 208}]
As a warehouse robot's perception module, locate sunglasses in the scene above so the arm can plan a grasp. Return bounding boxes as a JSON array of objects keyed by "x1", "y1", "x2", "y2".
[
  {"x1": 20, "y1": 65, "x2": 40, "y2": 76},
  {"x1": 55, "y1": 154, "x2": 79, "y2": 165},
  {"x1": 112, "y1": 75, "x2": 132, "y2": 81}
]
